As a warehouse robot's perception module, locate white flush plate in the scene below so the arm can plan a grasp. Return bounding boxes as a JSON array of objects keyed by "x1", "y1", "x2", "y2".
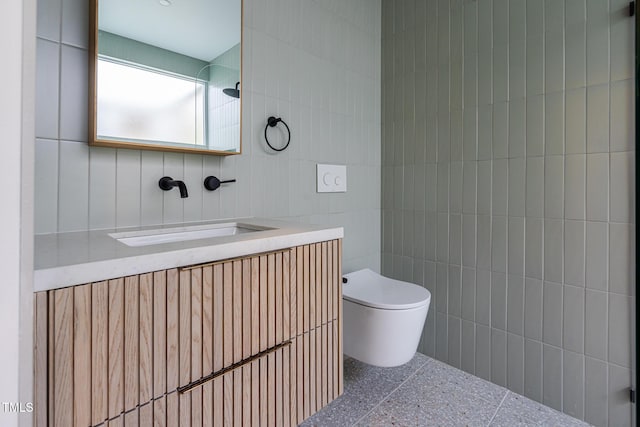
[{"x1": 317, "y1": 164, "x2": 347, "y2": 193}]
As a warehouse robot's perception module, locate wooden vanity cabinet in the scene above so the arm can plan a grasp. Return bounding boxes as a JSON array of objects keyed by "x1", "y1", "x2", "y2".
[{"x1": 34, "y1": 240, "x2": 343, "y2": 426}]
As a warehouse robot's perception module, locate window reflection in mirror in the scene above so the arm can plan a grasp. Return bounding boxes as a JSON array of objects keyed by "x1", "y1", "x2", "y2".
[{"x1": 90, "y1": 0, "x2": 241, "y2": 155}]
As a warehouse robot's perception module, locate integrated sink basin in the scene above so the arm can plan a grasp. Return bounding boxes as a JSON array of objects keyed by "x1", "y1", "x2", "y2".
[{"x1": 110, "y1": 222, "x2": 275, "y2": 247}]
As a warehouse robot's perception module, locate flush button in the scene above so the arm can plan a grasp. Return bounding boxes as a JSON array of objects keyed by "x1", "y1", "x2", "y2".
[{"x1": 317, "y1": 164, "x2": 347, "y2": 193}]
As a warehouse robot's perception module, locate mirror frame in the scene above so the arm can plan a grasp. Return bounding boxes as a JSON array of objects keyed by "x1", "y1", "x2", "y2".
[{"x1": 88, "y1": 0, "x2": 243, "y2": 156}]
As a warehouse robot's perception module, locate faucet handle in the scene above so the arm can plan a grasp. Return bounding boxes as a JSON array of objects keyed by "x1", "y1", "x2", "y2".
[{"x1": 204, "y1": 176, "x2": 236, "y2": 191}]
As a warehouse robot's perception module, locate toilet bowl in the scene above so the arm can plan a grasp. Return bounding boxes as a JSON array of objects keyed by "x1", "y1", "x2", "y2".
[{"x1": 342, "y1": 269, "x2": 431, "y2": 367}]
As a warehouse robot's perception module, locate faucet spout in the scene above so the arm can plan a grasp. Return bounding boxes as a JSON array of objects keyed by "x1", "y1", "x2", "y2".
[{"x1": 159, "y1": 176, "x2": 189, "y2": 198}]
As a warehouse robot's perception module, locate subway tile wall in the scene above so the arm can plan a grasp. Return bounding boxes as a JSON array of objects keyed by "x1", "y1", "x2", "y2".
[
  {"x1": 34, "y1": 0, "x2": 382, "y2": 273},
  {"x1": 381, "y1": 0, "x2": 634, "y2": 425}
]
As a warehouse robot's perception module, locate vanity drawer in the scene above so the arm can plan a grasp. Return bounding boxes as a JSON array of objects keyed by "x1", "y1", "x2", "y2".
[{"x1": 33, "y1": 239, "x2": 343, "y2": 427}]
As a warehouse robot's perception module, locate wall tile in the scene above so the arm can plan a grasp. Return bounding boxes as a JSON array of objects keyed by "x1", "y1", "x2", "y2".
[
  {"x1": 563, "y1": 285, "x2": 585, "y2": 354},
  {"x1": 491, "y1": 328, "x2": 507, "y2": 387},
  {"x1": 585, "y1": 357, "x2": 608, "y2": 426},
  {"x1": 477, "y1": 215, "x2": 491, "y2": 270},
  {"x1": 524, "y1": 338, "x2": 543, "y2": 402},
  {"x1": 586, "y1": 84, "x2": 610, "y2": 153},
  {"x1": 461, "y1": 267, "x2": 476, "y2": 322},
  {"x1": 545, "y1": 92, "x2": 565, "y2": 156},
  {"x1": 507, "y1": 333, "x2": 524, "y2": 395},
  {"x1": 162, "y1": 153, "x2": 185, "y2": 224},
  {"x1": 451, "y1": 110, "x2": 463, "y2": 161},
  {"x1": 610, "y1": 79, "x2": 634, "y2": 152},
  {"x1": 61, "y1": 0, "x2": 88, "y2": 48},
  {"x1": 477, "y1": 160, "x2": 492, "y2": 215},
  {"x1": 450, "y1": 162, "x2": 463, "y2": 213},
  {"x1": 585, "y1": 289, "x2": 608, "y2": 361},
  {"x1": 524, "y1": 278, "x2": 543, "y2": 341},
  {"x1": 525, "y1": 218, "x2": 543, "y2": 280},
  {"x1": 37, "y1": 0, "x2": 61, "y2": 41},
  {"x1": 436, "y1": 262, "x2": 448, "y2": 313},
  {"x1": 508, "y1": 158, "x2": 525, "y2": 217},
  {"x1": 461, "y1": 320, "x2": 476, "y2": 375},
  {"x1": 586, "y1": 153, "x2": 609, "y2": 221},
  {"x1": 509, "y1": 39, "x2": 526, "y2": 101},
  {"x1": 448, "y1": 316, "x2": 461, "y2": 369},
  {"x1": 88, "y1": 147, "x2": 116, "y2": 230},
  {"x1": 59, "y1": 45, "x2": 87, "y2": 142},
  {"x1": 565, "y1": 88, "x2": 586, "y2": 155},
  {"x1": 508, "y1": 99, "x2": 526, "y2": 157},
  {"x1": 476, "y1": 324, "x2": 492, "y2": 381},
  {"x1": 586, "y1": 221, "x2": 608, "y2": 291},
  {"x1": 544, "y1": 155, "x2": 564, "y2": 219},
  {"x1": 463, "y1": 108, "x2": 478, "y2": 160},
  {"x1": 115, "y1": 150, "x2": 141, "y2": 228},
  {"x1": 510, "y1": 0, "x2": 526, "y2": 42},
  {"x1": 610, "y1": 151, "x2": 634, "y2": 223},
  {"x1": 437, "y1": 163, "x2": 449, "y2": 212},
  {"x1": 450, "y1": 214, "x2": 462, "y2": 266},
  {"x1": 565, "y1": 21, "x2": 587, "y2": 90},
  {"x1": 491, "y1": 272, "x2": 507, "y2": 331},
  {"x1": 586, "y1": 0, "x2": 610, "y2": 85},
  {"x1": 477, "y1": 106, "x2": 493, "y2": 160},
  {"x1": 526, "y1": 95, "x2": 545, "y2": 157},
  {"x1": 609, "y1": 223, "x2": 634, "y2": 296},
  {"x1": 526, "y1": 36, "x2": 544, "y2": 96},
  {"x1": 35, "y1": 39, "x2": 60, "y2": 139},
  {"x1": 140, "y1": 151, "x2": 164, "y2": 226},
  {"x1": 448, "y1": 265, "x2": 462, "y2": 317},
  {"x1": 508, "y1": 217, "x2": 524, "y2": 276},
  {"x1": 507, "y1": 275, "x2": 524, "y2": 336},
  {"x1": 492, "y1": 159, "x2": 508, "y2": 216},
  {"x1": 462, "y1": 162, "x2": 477, "y2": 214},
  {"x1": 436, "y1": 212, "x2": 449, "y2": 262},
  {"x1": 563, "y1": 351, "x2": 585, "y2": 420},
  {"x1": 564, "y1": 220, "x2": 585, "y2": 287},
  {"x1": 491, "y1": 216, "x2": 507, "y2": 273},
  {"x1": 436, "y1": 311, "x2": 449, "y2": 362},
  {"x1": 58, "y1": 141, "x2": 89, "y2": 231},
  {"x1": 476, "y1": 269, "x2": 491, "y2": 327},
  {"x1": 544, "y1": 219, "x2": 563, "y2": 284},
  {"x1": 545, "y1": 31, "x2": 565, "y2": 94},
  {"x1": 565, "y1": 154, "x2": 586, "y2": 220},
  {"x1": 492, "y1": 102, "x2": 508, "y2": 158},
  {"x1": 183, "y1": 154, "x2": 203, "y2": 223},
  {"x1": 526, "y1": 157, "x2": 544, "y2": 218},
  {"x1": 608, "y1": 293, "x2": 631, "y2": 368},
  {"x1": 542, "y1": 344, "x2": 563, "y2": 411},
  {"x1": 608, "y1": 364, "x2": 632, "y2": 426},
  {"x1": 610, "y1": 4, "x2": 633, "y2": 82},
  {"x1": 34, "y1": 139, "x2": 59, "y2": 234},
  {"x1": 543, "y1": 281, "x2": 563, "y2": 347}
]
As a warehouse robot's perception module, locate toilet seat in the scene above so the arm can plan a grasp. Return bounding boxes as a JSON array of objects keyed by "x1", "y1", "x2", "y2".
[{"x1": 343, "y1": 269, "x2": 431, "y2": 310}]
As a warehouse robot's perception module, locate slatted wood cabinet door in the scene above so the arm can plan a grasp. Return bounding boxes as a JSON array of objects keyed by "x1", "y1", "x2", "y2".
[{"x1": 34, "y1": 239, "x2": 343, "y2": 426}]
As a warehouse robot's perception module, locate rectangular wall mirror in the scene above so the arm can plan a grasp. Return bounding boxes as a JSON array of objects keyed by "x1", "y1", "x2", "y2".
[{"x1": 89, "y1": 0, "x2": 242, "y2": 155}]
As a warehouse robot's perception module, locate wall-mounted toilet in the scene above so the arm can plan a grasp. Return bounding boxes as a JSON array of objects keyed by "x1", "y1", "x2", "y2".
[{"x1": 342, "y1": 269, "x2": 431, "y2": 367}]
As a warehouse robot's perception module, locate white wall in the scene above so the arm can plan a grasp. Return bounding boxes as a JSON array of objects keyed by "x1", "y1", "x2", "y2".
[
  {"x1": 381, "y1": 0, "x2": 634, "y2": 426},
  {"x1": 35, "y1": 0, "x2": 382, "y2": 273},
  {"x1": 0, "y1": 0, "x2": 35, "y2": 425}
]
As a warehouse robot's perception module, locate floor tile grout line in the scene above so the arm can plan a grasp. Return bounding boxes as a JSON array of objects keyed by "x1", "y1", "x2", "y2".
[
  {"x1": 350, "y1": 358, "x2": 432, "y2": 426},
  {"x1": 486, "y1": 390, "x2": 510, "y2": 427}
]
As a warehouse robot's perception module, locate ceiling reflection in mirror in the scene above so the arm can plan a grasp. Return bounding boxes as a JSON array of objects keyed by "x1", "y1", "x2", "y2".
[{"x1": 91, "y1": 0, "x2": 242, "y2": 155}]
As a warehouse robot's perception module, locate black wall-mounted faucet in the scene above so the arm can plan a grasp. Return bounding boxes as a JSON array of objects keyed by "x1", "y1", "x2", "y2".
[
  {"x1": 159, "y1": 176, "x2": 189, "y2": 198},
  {"x1": 204, "y1": 176, "x2": 236, "y2": 191}
]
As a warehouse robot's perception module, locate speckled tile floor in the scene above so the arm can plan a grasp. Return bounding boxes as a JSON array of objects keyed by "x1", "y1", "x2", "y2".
[{"x1": 301, "y1": 353, "x2": 590, "y2": 427}]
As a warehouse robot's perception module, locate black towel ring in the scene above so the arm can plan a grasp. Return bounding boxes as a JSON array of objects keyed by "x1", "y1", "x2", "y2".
[{"x1": 264, "y1": 116, "x2": 290, "y2": 152}]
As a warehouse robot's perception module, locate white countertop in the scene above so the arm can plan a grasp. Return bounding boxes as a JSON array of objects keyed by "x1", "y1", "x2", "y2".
[{"x1": 34, "y1": 218, "x2": 343, "y2": 292}]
